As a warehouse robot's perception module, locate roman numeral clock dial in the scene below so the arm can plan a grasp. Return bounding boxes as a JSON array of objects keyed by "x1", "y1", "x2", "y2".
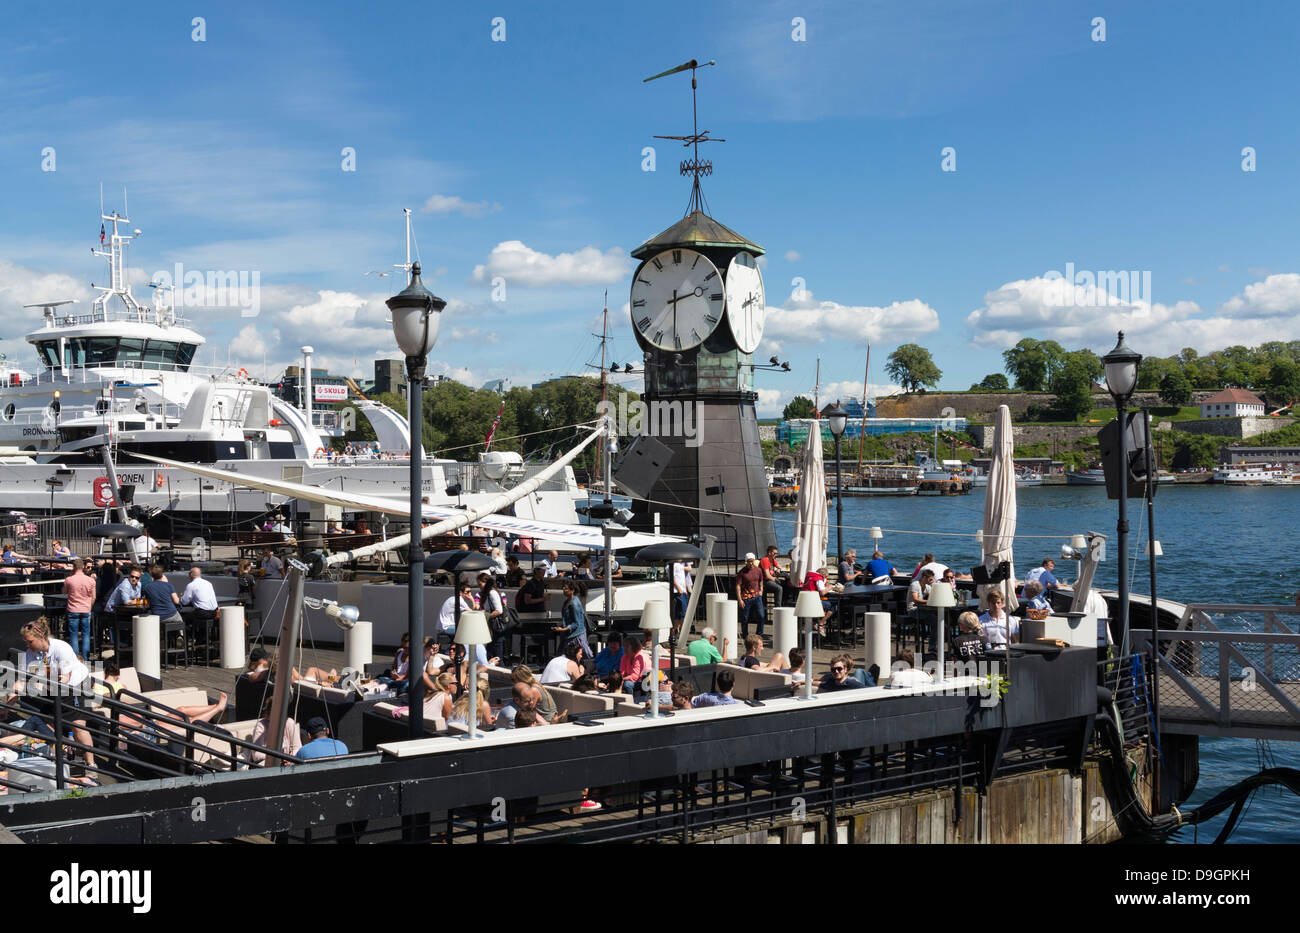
[{"x1": 630, "y1": 248, "x2": 725, "y2": 351}]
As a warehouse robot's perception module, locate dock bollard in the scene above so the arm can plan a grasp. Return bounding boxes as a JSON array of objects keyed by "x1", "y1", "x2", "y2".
[
  {"x1": 219, "y1": 606, "x2": 245, "y2": 669},
  {"x1": 772, "y1": 606, "x2": 797, "y2": 658},
  {"x1": 862, "y1": 612, "x2": 891, "y2": 684},
  {"x1": 134, "y1": 614, "x2": 161, "y2": 680},
  {"x1": 716, "y1": 599, "x2": 739, "y2": 662},
  {"x1": 345, "y1": 620, "x2": 372, "y2": 672}
]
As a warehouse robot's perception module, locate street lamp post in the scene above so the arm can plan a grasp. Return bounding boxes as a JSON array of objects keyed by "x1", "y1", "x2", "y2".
[
  {"x1": 387, "y1": 262, "x2": 446, "y2": 740},
  {"x1": 1103, "y1": 331, "x2": 1142, "y2": 656},
  {"x1": 826, "y1": 403, "x2": 848, "y2": 572}
]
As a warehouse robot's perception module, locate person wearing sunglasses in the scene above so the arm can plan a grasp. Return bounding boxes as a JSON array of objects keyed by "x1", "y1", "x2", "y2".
[
  {"x1": 817, "y1": 654, "x2": 865, "y2": 693},
  {"x1": 104, "y1": 565, "x2": 144, "y2": 613}
]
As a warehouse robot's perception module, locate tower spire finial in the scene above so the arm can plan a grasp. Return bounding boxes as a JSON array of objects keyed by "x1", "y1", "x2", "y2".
[{"x1": 645, "y1": 58, "x2": 722, "y2": 216}]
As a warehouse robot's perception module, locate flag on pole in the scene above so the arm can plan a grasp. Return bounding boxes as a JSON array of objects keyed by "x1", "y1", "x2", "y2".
[
  {"x1": 484, "y1": 398, "x2": 506, "y2": 451},
  {"x1": 100, "y1": 223, "x2": 106, "y2": 245}
]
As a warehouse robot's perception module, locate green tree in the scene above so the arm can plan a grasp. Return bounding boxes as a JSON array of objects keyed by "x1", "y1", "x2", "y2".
[
  {"x1": 1266, "y1": 358, "x2": 1300, "y2": 405},
  {"x1": 1048, "y1": 350, "x2": 1100, "y2": 420},
  {"x1": 971, "y1": 373, "x2": 1009, "y2": 391},
  {"x1": 885, "y1": 343, "x2": 942, "y2": 394},
  {"x1": 1158, "y1": 368, "x2": 1194, "y2": 406},
  {"x1": 783, "y1": 396, "x2": 816, "y2": 420},
  {"x1": 1002, "y1": 338, "x2": 1066, "y2": 391}
]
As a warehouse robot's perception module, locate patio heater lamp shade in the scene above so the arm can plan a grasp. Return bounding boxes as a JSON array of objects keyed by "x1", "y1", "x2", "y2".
[
  {"x1": 634, "y1": 542, "x2": 705, "y2": 563},
  {"x1": 794, "y1": 590, "x2": 824, "y2": 619},
  {"x1": 869, "y1": 527, "x2": 883, "y2": 541},
  {"x1": 1071, "y1": 534, "x2": 1088, "y2": 551},
  {"x1": 424, "y1": 550, "x2": 496, "y2": 574},
  {"x1": 86, "y1": 523, "x2": 142, "y2": 539},
  {"x1": 926, "y1": 581, "x2": 957, "y2": 609},
  {"x1": 640, "y1": 599, "x2": 671, "y2": 634},
  {"x1": 1145, "y1": 540, "x2": 1163, "y2": 557},
  {"x1": 453, "y1": 609, "x2": 491, "y2": 646}
]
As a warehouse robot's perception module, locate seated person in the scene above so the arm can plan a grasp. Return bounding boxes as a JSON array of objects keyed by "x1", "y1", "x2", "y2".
[
  {"x1": 247, "y1": 695, "x2": 303, "y2": 766},
  {"x1": 495, "y1": 681, "x2": 539, "y2": 730},
  {"x1": 297, "y1": 717, "x2": 349, "y2": 760},
  {"x1": 502, "y1": 555, "x2": 525, "y2": 587},
  {"x1": 142, "y1": 565, "x2": 182, "y2": 623},
  {"x1": 670, "y1": 679, "x2": 696, "y2": 710},
  {"x1": 540, "y1": 641, "x2": 585, "y2": 685},
  {"x1": 569, "y1": 672, "x2": 604, "y2": 694},
  {"x1": 515, "y1": 567, "x2": 548, "y2": 612},
  {"x1": 781, "y1": 646, "x2": 807, "y2": 686},
  {"x1": 512, "y1": 665, "x2": 561, "y2": 723},
  {"x1": 950, "y1": 611, "x2": 987, "y2": 663},
  {"x1": 375, "y1": 634, "x2": 411, "y2": 693},
  {"x1": 593, "y1": 631, "x2": 624, "y2": 677},
  {"x1": 690, "y1": 669, "x2": 738, "y2": 707},
  {"x1": 687, "y1": 627, "x2": 726, "y2": 665},
  {"x1": 801, "y1": 565, "x2": 835, "y2": 634},
  {"x1": 838, "y1": 549, "x2": 862, "y2": 585},
  {"x1": 979, "y1": 591, "x2": 1018, "y2": 647},
  {"x1": 817, "y1": 654, "x2": 866, "y2": 692},
  {"x1": 619, "y1": 635, "x2": 649, "y2": 700},
  {"x1": 862, "y1": 551, "x2": 896, "y2": 584},
  {"x1": 1023, "y1": 580, "x2": 1051, "y2": 613},
  {"x1": 888, "y1": 648, "x2": 934, "y2": 688},
  {"x1": 244, "y1": 645, "x2": 272, "y2": 683},
  {"x1": 738, "y1": 633, "x2": 787, "y2": 672},
  {"x1": 909, "y1": 569, "x2": 935, "y2": 608},
  {"x1": 448, "y1": 676, "x2": 494, "y2": 730}
]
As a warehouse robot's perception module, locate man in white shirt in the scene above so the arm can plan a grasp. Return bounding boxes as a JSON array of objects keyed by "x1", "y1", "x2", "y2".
[
  {"x1": 437, "y1": 582, "x2": 475, "y2": 635},
  {"x1": 671, "y1": 561, "x2": 693, "y2": 622},
  {"x1": 180, "y1": 566, "x2": 220, "y2": 612},
  {"x1": 133, "y1": 532, "x2": 158, "y2": 562},
  {"x1": 918, "y1": 559, "x2": 948, "y2": 580},
  {"x1": 888, "y1": 649, "x2": 934, "y2": 689},
  {"x1": 540, "y1": 550, "x2": 560, "y2": 578},
  {"x1": 260, "y1": 547, "x2": 283, "y2": 579}
]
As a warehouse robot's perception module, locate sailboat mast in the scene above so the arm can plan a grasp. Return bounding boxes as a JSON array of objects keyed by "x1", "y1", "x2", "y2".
[
  {"x1": 856, "y1": 345, "x2": 870, "y2": 473},
  {"x1": 814, "y1": 357, "x2": 821, "y2": 413}
]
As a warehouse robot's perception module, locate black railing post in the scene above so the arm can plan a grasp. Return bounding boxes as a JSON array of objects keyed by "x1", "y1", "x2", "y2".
[{"x1": 52, "y1": 681, "x2": 65, "y2": 790}]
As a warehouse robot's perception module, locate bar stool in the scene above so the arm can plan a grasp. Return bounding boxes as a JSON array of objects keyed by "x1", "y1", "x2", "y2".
[{"x1": 161, "y1": 617, "x2": 188, "y2": 669}]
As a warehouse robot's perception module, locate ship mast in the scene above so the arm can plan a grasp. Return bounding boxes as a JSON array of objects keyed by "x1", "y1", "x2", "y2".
[{"x1": 856, "y1": 345, "x2": 870, "y2": 474}]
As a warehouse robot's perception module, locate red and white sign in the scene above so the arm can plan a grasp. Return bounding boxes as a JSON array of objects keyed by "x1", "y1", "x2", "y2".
[{"x1": 314, "y1": 384, "x2": 348, "y2": 402}]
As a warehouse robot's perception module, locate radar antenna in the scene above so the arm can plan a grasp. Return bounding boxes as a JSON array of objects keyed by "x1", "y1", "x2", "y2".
[{"x1": 644, "y1": 58, "x2": 722, "y2": 215}]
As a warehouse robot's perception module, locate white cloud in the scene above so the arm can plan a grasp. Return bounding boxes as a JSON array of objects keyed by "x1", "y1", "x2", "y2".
[
  {"x1": 230, "y1": 324, "x2": 271, "y2": 359},
  {"x1": 966, "y1": 271, "x2": 1300, "y2": 357},
  {"x1": 764, "y1": 289, "x2": 941, "y2": 346},
  {"x1": 755, "y1": 388, "x2": 787, "y2": 417},
  {"x1": 470, "y1": 241, "x2": 632, "y2": 287},
  {"x1": 755, "y1": 255, "x2": 768, "y2": 270},
  {"x1": 0, "y1": 259, "x2": 94, "y2": 321},
  {"x1": 784, "y1": 250, "x2": 802, "y2": 263},
  {"x1": 421, "y1": 194, "x2": 503, "y2": 218}
]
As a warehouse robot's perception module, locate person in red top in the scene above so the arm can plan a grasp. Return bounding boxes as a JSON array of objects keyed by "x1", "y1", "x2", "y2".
[
  {"x1": 801, "y1": 565, "x2": 834, "y2": 634},
  {"x1": 735, "y1": 553, "x2": 766, "y2": 638},
  {"x1": 62, "y1": 559, "x2": 98, "y2": 661},
  {"x1": 759, "y1": 545, "x2": 790, "y2": 607},
  {"x1": 619, "y1": 634, "x2": 649, "y2": 700}
]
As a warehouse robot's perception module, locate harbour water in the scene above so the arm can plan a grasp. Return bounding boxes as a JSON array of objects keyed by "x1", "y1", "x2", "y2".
[{"x1": 772, "y1": 483, "x2": 1300, "y2": 843}]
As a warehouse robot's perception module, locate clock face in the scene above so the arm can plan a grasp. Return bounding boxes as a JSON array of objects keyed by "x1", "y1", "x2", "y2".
[
  {"x1": 629, "y1": 248, "x2": 725, "y2": 352},
  {"x1": 725, "y1": 251, "x2": 766, "y2": 353}
]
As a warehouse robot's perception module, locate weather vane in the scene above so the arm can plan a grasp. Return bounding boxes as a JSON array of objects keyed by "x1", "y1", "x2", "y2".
[{"x1": 644, "y1": 58, "x2": 722, "y2": 214}]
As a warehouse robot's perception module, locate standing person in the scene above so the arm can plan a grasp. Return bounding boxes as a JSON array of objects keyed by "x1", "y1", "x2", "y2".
[
  {"x1": 236, "y1": 558, "x2": 258, "y2": 610},
  {"x1": 61, "y1": 559, "x2": 97, "y2": 661},
  {"x1": 671, "y1": 560, "x2": 693, "y2": 624},
  {"x1": 479, "y1": 573, "x2": 507, "y2": 655},
  {"x1": 978, "y1": 590, "x2": 1017, "y2": 647},
  {"x1": 554, "y1": 580, "x2": 592, "y2": 658},
  {"x1": 1024, "y1": 558, "x2": 1062, "y2": 591},
  {"x1": 142, "y1": 565, "x2": 182, "y2": 624},
  {"x1": 503, "y1": 555, "x2": 525, "y2": 587},
  {"x1": 687, "y1": 627, "x2": 727, "y2": 665},
  {"x1": 438, "y1": 582, "x2": 475, "y2": 637},
  {"x1": 735, "y1": 553, "x2": 766, "y2": 638},
  {"x1": 133, "y1": 529, "x2": 158, "y2": 564},
  {"x1": 515, "y1": 566, "x2": 548, "y2": 612},
  {"x1": 759, "y1": 545, "x2": 789, "y2": 606}
]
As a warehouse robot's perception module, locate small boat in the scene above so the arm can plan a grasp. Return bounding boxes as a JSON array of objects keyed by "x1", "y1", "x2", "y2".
[
  {"x1": 1066, "y1": 468, "x2": 1108, "y2": 486},
  {"x1": 1016, "y1": 470, "x2": 1043, "y2": 487},
  {"x1": 1213, "y1": 465, "x2": 1300, "y2": 485}
]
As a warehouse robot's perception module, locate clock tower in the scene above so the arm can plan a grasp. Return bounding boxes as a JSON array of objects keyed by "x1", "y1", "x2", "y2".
[{"x1": 626, "y1": 60, "x2": 775, "y2": 559}]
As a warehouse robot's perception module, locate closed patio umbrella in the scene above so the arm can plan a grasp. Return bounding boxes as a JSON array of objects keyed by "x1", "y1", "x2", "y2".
[
  {"x1": 979, "y1": 405, "x2": 1019, "y2": 615},
  {"x1": 790, "y1": 420, "x2": 828, "y2": 590}
]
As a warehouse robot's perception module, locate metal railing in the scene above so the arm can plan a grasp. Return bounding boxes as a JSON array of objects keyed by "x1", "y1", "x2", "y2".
[
  {"x1": 0, "y1": 669, "x2": 299, "y2": 793},
  {"x1": 1131, "y1": 604, "x2": 1300, "y2": 736}
]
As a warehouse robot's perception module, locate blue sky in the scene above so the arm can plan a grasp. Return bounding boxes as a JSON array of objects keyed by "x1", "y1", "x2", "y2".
[{"x1": 3, "y1": 1, "x2": 1300, "y2": 414}]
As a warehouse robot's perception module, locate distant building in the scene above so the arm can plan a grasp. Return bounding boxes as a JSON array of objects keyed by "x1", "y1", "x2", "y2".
[
  {"x1": 373, "y1": 359, "x2": 407, "y2": 398},
  {"x1": 777, "y1": 416, "x2": 967, "y2": 445},
  {"x1": 482, "y1": 378, "x2": 508, "y2": 393},
  {"x1": 277, "y1": 365, "x2": 349, "y2": 407},
  {"x1": 1200, "y1": 388, "x2": 1265, "y2": 419},
  {"x1": 1224, "y1": 446, "x2": 1300, "y2": 466}
]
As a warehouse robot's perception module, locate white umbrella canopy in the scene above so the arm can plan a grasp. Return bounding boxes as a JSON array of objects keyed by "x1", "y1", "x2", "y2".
[
  {"x1": 790, "y1": 420, "x2": 828, "y2": 588},
  {"x1": 979, "y1": 404, "x2": 1019, "y2": 612}
]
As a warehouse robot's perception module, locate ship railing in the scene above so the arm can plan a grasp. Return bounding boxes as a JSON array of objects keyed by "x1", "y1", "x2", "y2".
[
  {"x1": 1098, "y1": 653, "x2": 1154, "y2": 746},
  {"x1": 0, "y1": 667, "x2": 300, "y2": 794},
  {"x1": 46, "y1": 308, "x2": 193, "y2": 328},
  {"x1": 1131, "y1": 604, "x2": 1300, "y2": 734}
]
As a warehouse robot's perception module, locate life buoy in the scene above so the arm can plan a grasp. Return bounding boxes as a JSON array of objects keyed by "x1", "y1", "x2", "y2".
[
  {"x1": 314, "y1": 447, "x2": 328, "y2": 459},
  {"x1": 92, "y1": 476, "x2": 114, "y2": 508},
  {"x1": 155, "y1": 473, "x2": 166, "y2": 488}
]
